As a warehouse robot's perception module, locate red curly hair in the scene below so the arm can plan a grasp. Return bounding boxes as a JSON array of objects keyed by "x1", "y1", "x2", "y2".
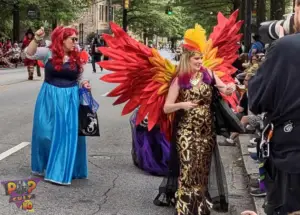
[{"x1": 49, "y1": 26, "x2": 82, "y2": 72}]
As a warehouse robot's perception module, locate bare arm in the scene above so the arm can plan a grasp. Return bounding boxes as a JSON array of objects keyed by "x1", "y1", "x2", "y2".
[
  {"x1": 25, "y1": 27, "x2": 45, "y2": 57},
  {"x1": 209, "y1": 70, "x2": 236, "y2": 95},
  {"x1": 163, "y1": 78, "x2": 198, "y2": 114},
  {"x1": 25, "y1": 47, "x2": 50, "y2": 61},
  {"x1": 163, "y1": 78, "x2": 182, "y2": 114},
  {"x1": 26, "y1": 39, "x2": 39, "y2": 56}
]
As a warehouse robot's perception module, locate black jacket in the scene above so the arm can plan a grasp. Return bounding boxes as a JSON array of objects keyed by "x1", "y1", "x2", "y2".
[{"x1": 248, "y1": 33, "x2": 300, "y2": 173}]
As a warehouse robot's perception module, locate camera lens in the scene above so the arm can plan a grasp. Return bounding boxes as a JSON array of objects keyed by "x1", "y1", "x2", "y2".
[{"x1": 259, "y1": 13, "x2": 295, "y2": 44}]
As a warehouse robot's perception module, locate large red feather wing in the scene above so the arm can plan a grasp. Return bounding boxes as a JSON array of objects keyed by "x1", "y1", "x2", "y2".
[
  {"x1": 98, "y1": 22, "x2": 177, "y2": 141},
  {"x1": 209, "y1": 10, "x2": 244, "y2": 110}
]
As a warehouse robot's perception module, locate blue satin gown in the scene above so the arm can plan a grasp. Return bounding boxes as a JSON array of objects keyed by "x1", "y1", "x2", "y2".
[{"x1": 31, "y1": 59, "x2": 88, "y2": 185}]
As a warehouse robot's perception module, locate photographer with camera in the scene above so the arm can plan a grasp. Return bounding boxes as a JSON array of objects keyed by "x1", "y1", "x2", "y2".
[{"x1": 248, "y1": 1, "x2": 300, "y2": 214}]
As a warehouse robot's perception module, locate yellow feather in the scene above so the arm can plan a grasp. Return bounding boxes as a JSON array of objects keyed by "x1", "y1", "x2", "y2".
[
  {"x1": 158, "y1": 83, "x2": 169, "y2": 95},
  {"x1": 206, "y1": 47, "x2": 218, "y2": 60},
  {"x1": 215, "y1": 71, "x2": 225, "y2": 77},
  {"x1": 203, "y1": 60, "x2": 219, "y2": 69},
  {"x1": 184, "y1": 24, "x2": 207, "y2": 53},
  {"x1": 149, "y1": 58, "x2": 164, "y2": 68},
  {"x1": 153, "y1": 74, "x2": 165, "y2": 79},
  {"x1": 152, "y1": 49, "x2": 164, "y2": 61},
  {"x1": 205, "y1": 39, "x2": 213, "y2": 52},
  {"x1": 154, "y1": 77, "x2": 166, "y2": 84},
  {"x1": 165, "y1": 59, "x2": 176, "y2": 72}
]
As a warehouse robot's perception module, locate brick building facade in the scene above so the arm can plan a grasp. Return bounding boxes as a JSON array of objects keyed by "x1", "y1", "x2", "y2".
[{"x1": 72, "y1": 0, "x2": 119, "y2": 46}]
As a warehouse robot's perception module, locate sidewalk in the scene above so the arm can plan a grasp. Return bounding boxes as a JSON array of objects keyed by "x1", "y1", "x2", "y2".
[{"x1": 238, "y1": 135, "x2": 265, "y2": 215}]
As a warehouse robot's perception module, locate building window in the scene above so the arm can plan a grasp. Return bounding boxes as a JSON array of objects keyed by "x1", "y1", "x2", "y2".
[
  {"x1": 102, "y1": 5, "x2": 105, "y2": 21},
  {"x1": 105, "y1": 5, "x2": 108, "y2": 22},
  {"x1": 100, "y1": 5, "x2": 105, "y2": 22},
  {"x1": 99, "y1": 5, "x2": 102, "y2": 21}
]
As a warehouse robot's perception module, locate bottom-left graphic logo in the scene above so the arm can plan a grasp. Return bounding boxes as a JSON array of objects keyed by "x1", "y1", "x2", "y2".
[{"x1": 1, "y1": 178, "x2": 41, "y2": 212}]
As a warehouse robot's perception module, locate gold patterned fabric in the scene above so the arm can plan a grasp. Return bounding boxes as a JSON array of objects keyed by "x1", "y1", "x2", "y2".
[{"x1": 175, "y1": 83, "x2": 215, "y2": 215}]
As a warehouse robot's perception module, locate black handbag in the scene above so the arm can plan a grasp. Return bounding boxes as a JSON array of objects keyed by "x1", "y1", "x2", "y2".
[
  {"x1": 211, "y1": 77, "x2": 245, "y2": 138},
  {"x1": 78, "y1": 105, "x2": 100, "y2": 136},
  {"x1": 78, "y1": 88, "x2": 100, "y2": 136}
]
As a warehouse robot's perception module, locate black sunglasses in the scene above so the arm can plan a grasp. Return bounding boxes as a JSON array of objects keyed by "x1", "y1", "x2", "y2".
[{"x1": 69, "y1": 37, "x2": 78, "y2": 43}]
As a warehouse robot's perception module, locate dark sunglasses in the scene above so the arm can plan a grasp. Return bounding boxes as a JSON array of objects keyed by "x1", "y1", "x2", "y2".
[{"x1": 69, "y1": 37, "x2": 78, "y2": 43}]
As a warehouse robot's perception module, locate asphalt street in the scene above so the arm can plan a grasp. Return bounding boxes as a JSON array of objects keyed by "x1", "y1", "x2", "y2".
[{"x1": 0, "y1": 50, "x2": 254, "y2": 215}]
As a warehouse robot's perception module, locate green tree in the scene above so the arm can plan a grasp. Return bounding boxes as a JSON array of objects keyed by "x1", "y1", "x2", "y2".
[
  {"x1": 114, "y1": 0, "x2": 186, "y2": 43},
  {"x1": 172, "y1": 0, "x2": 236, "y2": 34},
  {"x1": 0, "y1": 0, "x2": 92, "y2": 40}
]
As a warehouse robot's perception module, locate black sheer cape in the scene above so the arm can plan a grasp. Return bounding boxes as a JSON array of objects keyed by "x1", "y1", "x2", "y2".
[{"x1": 154, "y1": 110, "x2": 229, "y2": 212}]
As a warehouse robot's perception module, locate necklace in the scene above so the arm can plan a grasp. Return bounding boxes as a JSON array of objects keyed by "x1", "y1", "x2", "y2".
[{"x1": 190, "y1": 72, "x2": 202, "y2": 86}]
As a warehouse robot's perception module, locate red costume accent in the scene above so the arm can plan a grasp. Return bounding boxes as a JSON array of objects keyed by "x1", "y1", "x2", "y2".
[{"x1": 22, "y1": 37, "x2": 37, "y2": 66}]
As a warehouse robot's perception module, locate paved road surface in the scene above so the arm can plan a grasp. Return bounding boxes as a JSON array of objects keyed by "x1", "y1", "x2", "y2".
[{"x1": 0, "y1": 51, "x2": 254, "y2": 215}]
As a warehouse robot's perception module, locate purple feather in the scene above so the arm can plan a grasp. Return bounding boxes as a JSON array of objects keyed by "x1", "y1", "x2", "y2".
[
  {"x1": 177, "y1": 68, "x2": 213, "y2": 89},
  {"x1": 202, "y1": 69, "x2": 213, "y2": 85},
  {"x1": 130, "y1": 111, "x2": 170, "y2": 176}
]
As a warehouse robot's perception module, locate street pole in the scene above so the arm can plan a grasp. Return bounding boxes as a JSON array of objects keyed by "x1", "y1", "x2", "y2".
[
  {"x1": 244, "y1": 0, "x2": 252, "y2": 53},
  {"x1": 13, "y1": 2, "x2": 20, "y2": 43},
  {"x1": 123, "y1": 8, "x2": 128, "y2": 32},
  {"x1": 123, "y1": 0, "x2": 128, "y2": 32},
  {"x1": 108, "y1": 0, "x2": 113, "y2": 22},
  {"x1": 108, "y1": 0, "x2": 113, "y2": 34}
]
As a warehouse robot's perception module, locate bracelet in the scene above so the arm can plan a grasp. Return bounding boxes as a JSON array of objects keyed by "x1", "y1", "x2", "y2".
[{"x1": 33, "y1": 38, "x2": 41, "y2": 44}]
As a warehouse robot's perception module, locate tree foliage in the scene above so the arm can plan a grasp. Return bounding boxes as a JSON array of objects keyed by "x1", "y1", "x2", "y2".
[
  {"x1": 0, "y1": 0, "x2": 92, "y2": 39},
  {"x1": 114, "y1": 0, "x2": 239, "y2": 40},
  {"x1": 0, "y1": 0, "x2": 294, "y2": 41},
  {"x1": 114, "y1": 0, "x2": 186, "y2": 39}
]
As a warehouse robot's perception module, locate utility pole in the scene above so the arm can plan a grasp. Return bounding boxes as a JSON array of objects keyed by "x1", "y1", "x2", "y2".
[
  {"x1": 108, "y1": 0, "x2": 113, "y2": 22},
  {"x1": 13, "y1": 1, "x2": 20, "y2": 42},
  {"x1": 244, "y1": 0, "x2": 252, "y2": 52},
  {"x1": 123, "y1": 0, "x2": 129, "y2": 32}
]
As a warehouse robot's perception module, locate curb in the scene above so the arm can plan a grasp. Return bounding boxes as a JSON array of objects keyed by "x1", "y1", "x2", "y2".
[{"x1": 238, "y1": 135, "x2": 265, "y2": 215}]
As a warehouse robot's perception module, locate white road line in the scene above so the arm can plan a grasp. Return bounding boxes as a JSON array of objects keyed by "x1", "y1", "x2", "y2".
[{"x1": 0, "y1": 142, "x2": 30, "y2": 161}]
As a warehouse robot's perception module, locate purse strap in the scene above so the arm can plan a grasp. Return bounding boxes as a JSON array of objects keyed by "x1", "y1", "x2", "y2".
[
  {"x1": 211, "y1": 71, "x2": 216, "y2": 85},
  {"x1": 210, "y1": 71, "x2": 222, "y2": 98}
]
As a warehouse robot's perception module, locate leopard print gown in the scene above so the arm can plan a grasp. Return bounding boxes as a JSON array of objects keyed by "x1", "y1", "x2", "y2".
[{"x1": 175, "y1": 82, "x2": 215, "y2": 215}]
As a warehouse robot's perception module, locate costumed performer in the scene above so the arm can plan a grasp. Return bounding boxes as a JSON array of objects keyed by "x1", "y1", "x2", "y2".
[
  {"x1": 159, "y1": 16, "x2": 240, "y2": 214},
  {"x1": 25, "y1": 26, "x2": 91, "y2": 185},
  {"x1": 22, "y1": 29, "x2": 39, "y2": 80},
  {"x1": 97, "y1": 10, "x2": 242, "y2": 215}
]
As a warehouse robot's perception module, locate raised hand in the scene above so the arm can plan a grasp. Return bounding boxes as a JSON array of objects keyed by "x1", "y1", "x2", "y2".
[
  {"x1": 279, "y1": 26, "x2": 285, "y2": 38},
  {"x1": 35, "y1": 27, "x2": 45, "y2": 41}
]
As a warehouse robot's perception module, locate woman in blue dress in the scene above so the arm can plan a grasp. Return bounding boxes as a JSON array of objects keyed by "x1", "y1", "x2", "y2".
[{"x1": 25, "y1": 26, "x2": 91, "y2": 185}]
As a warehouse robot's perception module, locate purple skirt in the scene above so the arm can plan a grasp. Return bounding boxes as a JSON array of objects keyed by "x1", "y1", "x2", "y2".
[{"x1": 130, "y1": 110, "x2": 170, "y2": 176}]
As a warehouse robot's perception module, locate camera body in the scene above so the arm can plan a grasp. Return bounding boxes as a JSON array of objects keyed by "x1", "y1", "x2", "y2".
[{"x1": 259, "y1": 13, "x2": 295, "y2": 44}]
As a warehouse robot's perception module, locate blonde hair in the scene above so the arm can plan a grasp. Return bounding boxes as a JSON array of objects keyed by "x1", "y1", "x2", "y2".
[
  {"x1": 176, "y1": 51, "x2": 201, "y2": 75},
  {"x1": 176, "y1": 50, "x2": 202, "y2": 88}
]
